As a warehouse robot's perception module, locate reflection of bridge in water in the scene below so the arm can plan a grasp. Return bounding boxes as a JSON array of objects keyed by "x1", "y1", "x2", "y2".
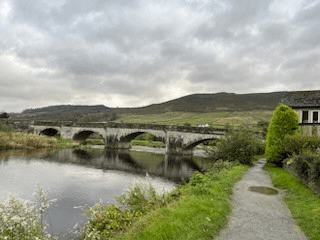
[
  {"x1": 30, "y1": 121, "x2": 225, "y2": 154},
  {"x1": 43, "y1": 148, "x2": 207, "y2": 182}
]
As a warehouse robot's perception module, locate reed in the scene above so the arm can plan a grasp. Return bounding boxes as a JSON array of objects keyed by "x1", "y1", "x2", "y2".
[{"x1": 0, "y1": 132, "x2": 57, "y2": 150}]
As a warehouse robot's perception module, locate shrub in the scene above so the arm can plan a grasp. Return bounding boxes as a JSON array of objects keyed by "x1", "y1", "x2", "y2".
[
  {"x1": 210, "y1": 126, "x2": 262, "y2": 165},
  {"x1": 81, "y1": 177, "x2": 177, "y2": 239},
  {"x1": 265, "y1": 103, "x2": 299, "y2": 165},
  {"x1": 282, "y1": 134, "x2": 320, "y2": 156},
  {"x1": 0, "y1": 123, "x2": 11, "y2": 132},
  {"x1": 0, "y1": 184, "x2": 57, "y2": 240},
  {"x1": 81, "y1": 204, "x2": 142, "y2": 239}
]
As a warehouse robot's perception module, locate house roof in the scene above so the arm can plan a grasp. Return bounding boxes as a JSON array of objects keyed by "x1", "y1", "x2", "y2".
[{"x1": 281, "y1": 91, "x2": 320, "y2": 108}]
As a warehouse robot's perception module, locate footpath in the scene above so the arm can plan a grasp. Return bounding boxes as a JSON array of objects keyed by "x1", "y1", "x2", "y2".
[{"x1": 216, "y1": 159, "x2": 308, "y2": 240}]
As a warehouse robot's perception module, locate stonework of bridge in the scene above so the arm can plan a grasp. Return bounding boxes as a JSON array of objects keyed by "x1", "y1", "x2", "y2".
[{"x1": 30, "y1": 121, "x2": 226, "y2": 154}]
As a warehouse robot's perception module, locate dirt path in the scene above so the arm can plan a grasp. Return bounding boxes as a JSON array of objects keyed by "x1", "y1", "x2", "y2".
[{"x1": 216, "y1": 159, "x2": 308, "y2": 240}]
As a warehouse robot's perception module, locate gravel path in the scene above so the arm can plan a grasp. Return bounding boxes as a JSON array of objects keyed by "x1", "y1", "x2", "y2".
[{"x1": 216, "y1": 159, "x2": 308, "y2": 240}]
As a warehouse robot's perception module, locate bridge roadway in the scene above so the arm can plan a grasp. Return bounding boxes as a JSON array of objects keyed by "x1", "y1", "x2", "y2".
[{"x1": 30, "y1": 121, "x2": 226, "y2": 154}]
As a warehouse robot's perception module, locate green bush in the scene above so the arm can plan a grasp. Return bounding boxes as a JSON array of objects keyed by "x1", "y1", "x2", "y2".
[
  {"x1": 81, "y1": 204, "x2": 142, "y2": 239},
  {"x1": 282, "y1": 134, "x2": 320, "y2": 156},
  {"x1": 116, "y1": 178, "x2": 173, "y2": 213},
  {"x1": 0, "y1": 123, "x2": 11, "y2": 132},
  {"x1": 0, "y1": 184, "x2": 56, "y2": 240},
  {"x1": 265, "y1": 103, "x2": 299, "y2": 165},
  {"x1": 210, "y1": 126, "x2": 263, "y2": 165},
  {"x1": 81, "y1": 177, "x2": 177, "y2": 239}
]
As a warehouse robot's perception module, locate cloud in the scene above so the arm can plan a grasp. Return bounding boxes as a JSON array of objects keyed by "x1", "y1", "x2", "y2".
[{"x1": 0, "y1": 0, "x2": 320, "y2": 112}]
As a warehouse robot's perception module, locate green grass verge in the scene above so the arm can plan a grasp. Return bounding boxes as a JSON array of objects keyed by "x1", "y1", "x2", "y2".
[
  {"x1": 265, "y1": 163, "x2": 320, "y2": 240},
  {"x1": 131, "y1": 140, "x2": 165, "y2": 148},
  {"x1": 116, "y1": 164, "x2": 249, "y2": 240}
]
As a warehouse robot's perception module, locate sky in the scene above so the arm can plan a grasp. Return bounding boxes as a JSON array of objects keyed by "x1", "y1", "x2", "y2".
[{"x1": 1, "y1": 0, "x2": 320, "y2": 112}]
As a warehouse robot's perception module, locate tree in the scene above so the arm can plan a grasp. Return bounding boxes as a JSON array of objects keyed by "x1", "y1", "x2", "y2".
[
  {"x1": 211, "y1": 126, "x2": 261, "y2": 165},
  {"x1": 0, "y1": 112, "x2": 9, "y2": 118},
  {"x1": 265, "y1": 103, "x2": 299, "y2": 165}
]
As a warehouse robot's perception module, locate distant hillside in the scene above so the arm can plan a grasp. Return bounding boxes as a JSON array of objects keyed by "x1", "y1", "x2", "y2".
[
  {"x1": 18, "y1": 105, "x2": 113, "y2": 122},
  {"x1": 16, "y1": 92, "x2": 285, "y2": 121},
  {"x1": 114, "y1": 92, "x2": 285, "y2": 114},
  {"x1": 22, "y1": 105, "x2": 110, "y2": 115}
]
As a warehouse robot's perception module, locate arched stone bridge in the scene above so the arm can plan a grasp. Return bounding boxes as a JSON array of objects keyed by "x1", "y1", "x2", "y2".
[{"x1": 31, "y1": 121, "x2": 226, "y2": 154}]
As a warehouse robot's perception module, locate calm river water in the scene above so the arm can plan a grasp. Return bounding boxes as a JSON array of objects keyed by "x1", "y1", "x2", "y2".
[{"x1": 0, "y1": 147, "x2": 208, "y2": 239}]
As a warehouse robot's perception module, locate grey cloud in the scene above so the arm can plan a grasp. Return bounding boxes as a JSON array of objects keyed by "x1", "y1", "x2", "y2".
[{"x1": 1, "y1": 0, "x2": 320, "y2": 112}]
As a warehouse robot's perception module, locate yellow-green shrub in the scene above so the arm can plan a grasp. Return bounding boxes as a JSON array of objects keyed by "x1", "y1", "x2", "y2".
[{"x1": 265, "y1": 103, "x2": 299, "y2": 165}]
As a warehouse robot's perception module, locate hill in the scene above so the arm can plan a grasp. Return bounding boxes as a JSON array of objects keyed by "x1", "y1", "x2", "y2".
[
  {"x1": 22, "y1": 105, "x2": 110, "y2": 115},
  {"x1": 12, "y1": 91, "x2": 287, "y2": 126},
  {"x1": 113, "y1": 92, "x2": 285, "y2": 114}
]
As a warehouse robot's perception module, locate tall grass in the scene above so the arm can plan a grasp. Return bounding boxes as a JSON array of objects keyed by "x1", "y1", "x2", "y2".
[
  {"x1": 80, "y1": 177, "x2": 176, "y2": 239},
  {"x1": 0, "y1": 132, "x2": 57, "y2": 150}
]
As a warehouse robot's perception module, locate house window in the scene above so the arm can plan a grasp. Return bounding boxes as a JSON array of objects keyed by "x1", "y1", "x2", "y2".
[
  {"x1": 302, "y1": 111, "x2": 309, "y2": 123},
  {"x1": 313, "y1": 111, "x2": 319, "y2": 123}
]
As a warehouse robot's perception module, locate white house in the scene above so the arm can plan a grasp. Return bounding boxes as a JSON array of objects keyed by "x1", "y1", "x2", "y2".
[{"x1": 281, "y1": 91, "x2": 320, "y2": 136}]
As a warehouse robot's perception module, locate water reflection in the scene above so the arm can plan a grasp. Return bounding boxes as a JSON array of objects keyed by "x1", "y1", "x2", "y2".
[
  {"x1": 35, "y1": 148, "x2": 207, "y2": 182},
  {"x1": 0, "y1": 148, "x2": 208, "y2": 239}
]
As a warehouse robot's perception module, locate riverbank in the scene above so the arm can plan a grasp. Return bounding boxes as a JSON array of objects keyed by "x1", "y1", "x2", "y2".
[
  {"x1": 0, "y1": 131, "x2": 57, "y2": 150},
  {"x1": 80, "y1": 161, "x2": 249, "y2": 239}
]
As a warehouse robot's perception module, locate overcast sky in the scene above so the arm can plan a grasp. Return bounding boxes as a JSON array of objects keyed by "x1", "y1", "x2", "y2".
[{"x1": 1, "y1": 0, "x2": 320, "y2": 112}]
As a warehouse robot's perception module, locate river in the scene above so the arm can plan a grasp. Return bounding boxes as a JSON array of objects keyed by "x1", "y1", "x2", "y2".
[{"x1": 0, "y1": 147, "x2": 209, "y2": 239}]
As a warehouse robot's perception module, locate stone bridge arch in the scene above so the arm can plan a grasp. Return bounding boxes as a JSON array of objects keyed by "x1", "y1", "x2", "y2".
[
  {"x1": 73, "y1": 130, "x2": 104, "y2": 141},
  {"x1": 105, "y1": 128, "x2": 166, "y2": 149},
  {"x1": 34, "y1": 126, "x2": 61, "y2": 136},
  {"x1": 183, "y1": 137, "x2": 218, "y2": 151},
  {"x1": 165, "y1": 131, "x2": 223, "y2": 154},
  {"x1": 39, "y1": 128, "x2": 60, "y2": 136}
]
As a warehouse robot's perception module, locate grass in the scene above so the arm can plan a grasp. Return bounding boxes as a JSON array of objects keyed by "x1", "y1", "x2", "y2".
[
  {"x1": 117, "y1": 110, "x2": 273, "y2": 128},
  {"x1": 0, "y1": 132, "x2": 57, "y2": 150},
  {"x1": 54, "y1": 136, "x2": 80, "y2": 149},
  {"x1": 113, "y1": 162, "x2": 249, "y2": 240},
  {"x1": 130, "y1": 140, "x2": 165, "y2": 148},
  {"x1": 265, "y1": 163, "x2": 320, "y2": 240}
]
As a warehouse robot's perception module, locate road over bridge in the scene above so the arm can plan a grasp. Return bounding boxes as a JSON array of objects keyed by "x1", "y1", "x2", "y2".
[{"x1": 30, "y1": 121, "x2": 226, "y2": 154}]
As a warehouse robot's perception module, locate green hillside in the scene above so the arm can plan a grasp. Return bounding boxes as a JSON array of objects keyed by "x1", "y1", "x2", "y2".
[{"x1": 14, "y1": 91, "x2": 284, "y2": 126}]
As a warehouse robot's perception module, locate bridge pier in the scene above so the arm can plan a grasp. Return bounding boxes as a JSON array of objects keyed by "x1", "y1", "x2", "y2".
[
  {"x1": 105, "y1": 135, "x2": 131, "y2": 149},
  {"x1": 165, "y1": 135, "x2": 193, "y2": 155}
]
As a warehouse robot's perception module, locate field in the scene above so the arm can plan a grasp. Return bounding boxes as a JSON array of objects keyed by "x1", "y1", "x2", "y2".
[{"x1": 116, "y1": 110, "x2": 273, "y2": 127}]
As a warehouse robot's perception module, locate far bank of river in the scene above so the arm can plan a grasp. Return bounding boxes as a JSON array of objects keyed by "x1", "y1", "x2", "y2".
[{"x1": 0, "y1": 147, "x2": 209, "y2": 239}]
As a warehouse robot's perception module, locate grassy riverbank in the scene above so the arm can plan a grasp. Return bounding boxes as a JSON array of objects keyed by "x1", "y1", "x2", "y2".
[
  {"x1": 0, "y1": 123, "x2": 79, "y2": 150},
  {"x1": 81, "y1": 161, "x2": 249, "y2": 239},
  {"x1": 265, "y1": 163, "x2": 320, "y2": 240},
  {"x1": 0, "y1": 132, "x2": 57, "y2": 150}
]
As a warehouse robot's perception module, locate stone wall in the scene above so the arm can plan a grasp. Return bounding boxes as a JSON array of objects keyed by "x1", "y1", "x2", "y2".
[{"x1": 283, "y1": 159, "x2": 320, "y2": 197}]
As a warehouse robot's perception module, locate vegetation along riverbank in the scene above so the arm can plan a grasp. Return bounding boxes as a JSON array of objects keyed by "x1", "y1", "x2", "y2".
[
  {"x1": 80, "y1": 161, "x2": 249, "y2": 239},
  {"x1": 0, "y1": 123, "x2": 57, "y2": 150}
]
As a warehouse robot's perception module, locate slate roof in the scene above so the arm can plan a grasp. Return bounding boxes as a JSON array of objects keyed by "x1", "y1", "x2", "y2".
[{"x1": 281, "y1": 91, "x2": 320, "y2": 108}]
